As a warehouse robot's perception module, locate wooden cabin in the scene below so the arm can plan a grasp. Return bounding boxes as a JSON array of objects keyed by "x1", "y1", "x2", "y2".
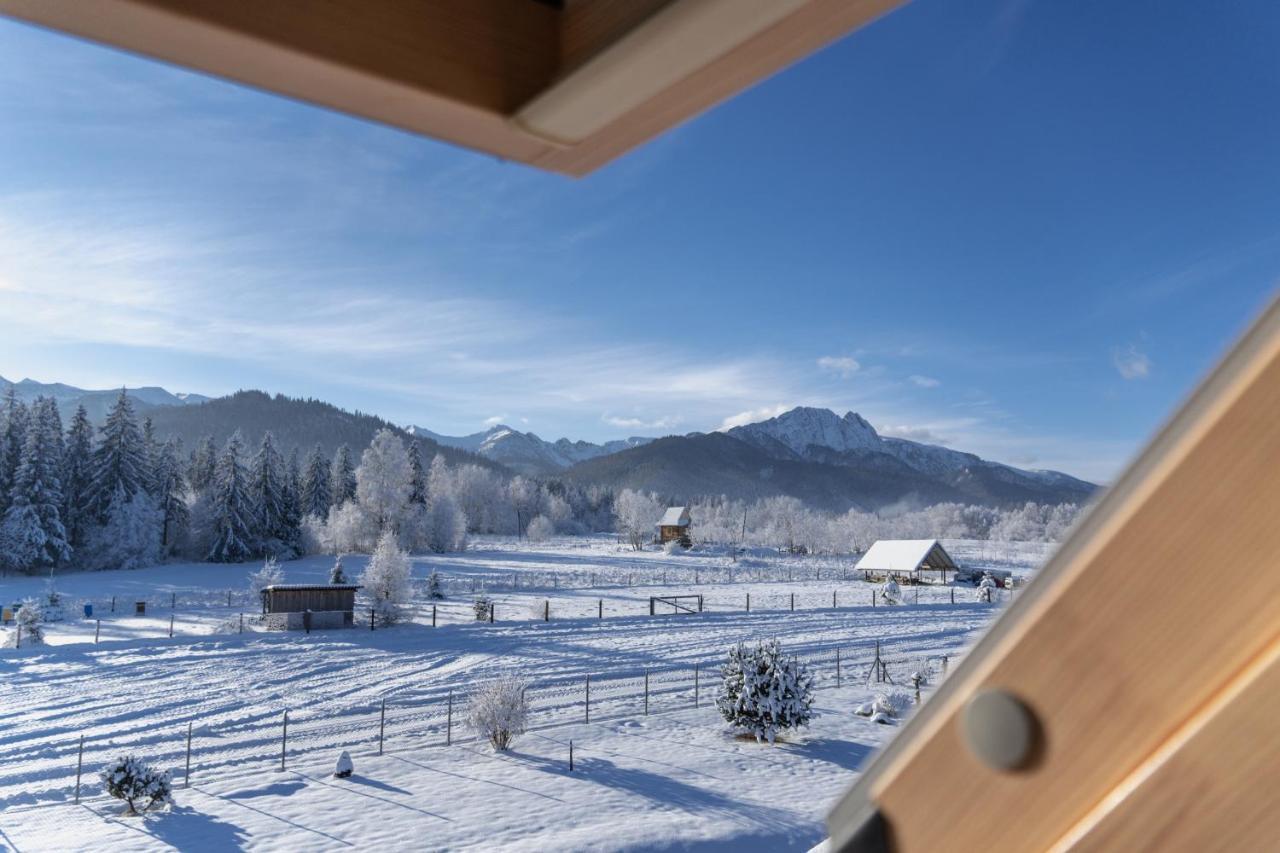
[
  {"x1": 261, "y1": 584, "x2": 359, "y2": 630},
  {"x1": 854, "y1": 539, "x2": 958, "y2": 584},
  {"x1": 656, "y1": 506, "x2": 692, "y2": 546}
]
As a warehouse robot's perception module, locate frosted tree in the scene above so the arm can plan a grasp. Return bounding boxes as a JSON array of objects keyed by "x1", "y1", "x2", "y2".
[
  {"x1": 86, "y1": 389, "x2": 147, "y2": 524},
  {"x1": 615, "y1": 489, "x2": 661, "y2": 550},
  {"x1": 423, "y1": 492, "x2": 467, "y2": 553},
  {"x1": 248, "y1": 432, "x2": 288, "y2": 555},
  {"x1": 84, "y1": 490, "x2": 163, "y2": 571},
  {"x1": 525, "y1": 515, "x2": 554, "y2": 542},
  {"x1": 426, "y1": 570, "x2": 444, "y2": 599},
  {"x1": 467, "y1": 674, "x2": 529, "y2": 751},
  {"x1": 329, "y1": 445, "x2": 357, "y2": 510},
  {"x1": 880, "y1": 577, "x2": 902, "y2": 606},
  {"x1": 247, "y1": 555, "x2": 284, "y2": 602},
  {"x1": 280, "y1": 447, "x2": 303, "y2": 553},
  {"x1": 1, "y1": 398, "x2": 71, "y2": 573},
  {"x1": 0, "y1": 389, "x2": 29, "y2": 519},
  {"x1": 360, "y1": 528, "x2": 413, "y2": 626},
  {"x1": 99, "y1": 756, "x2": 172, "y2": 815},
  {"x1": 407, "y1": 441, "x2": 427, "y2": 506},
  {"x1": 300, "y1": 443, "x2": 331, "y2": 519},
  {"x1": 140, "y1": 416, "x2": 160, "y2": 496},
  {"x1": 975, "y1": 572, "x2": 999, "y2": 603},
  {"x1": 4, "y1": 598, "x2": 45, "y2": 647},
  {"x1": 61, "y1": 404, "x2": 94, "y2": 551},
  {"x1": 324, "y1": 501, "x2": 375, "y2": 553},
  {"x1": 207, "y1": 432, "x2": 255, "y2": 563},
  {"x1": 356, "y1": 429, "x2": 412, "y2": 532},
  {"x1": 153, "y1": 439, "x2": 189, "y2": 554},
  {"x1": 328, "y1": 555, "x2": 348, "y2": 584},
  {"x1": 715, "y1": 639, "x2": 815, "y2": 744},
  {"x1": 187, "y1": 436, "x2": 217, "y2": 495}
]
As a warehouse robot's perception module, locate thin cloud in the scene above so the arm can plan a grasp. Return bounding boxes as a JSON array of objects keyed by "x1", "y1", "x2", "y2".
[
  {"x1": 716, "y1": 404, "x2": 792, "y2": 432},
  {"x1": 908, "y1": 374, "x2": 940, "y2": 388},
  {"x1": 1113, "y1": 344, "x2": 1151, "y2": 380},
  {"x1": 602, "y1": 414, "x2": 682, "y2": 432},
  {"x1": 482, "y1": 415, "x2": 507, "y2": 427},
  {"x1": 817, "y1": 356, "x2": 860, "y2": 378}
]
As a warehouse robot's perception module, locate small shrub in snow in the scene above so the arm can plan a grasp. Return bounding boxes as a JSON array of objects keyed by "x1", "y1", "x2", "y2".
[
  {"x1": 99, "y1": 756, "x2": 172, "y2": 815},
  {"x1": 473, "y1": 596, "x2": 492, "y2": 621},
  {"x1": 361, "y1": 529, "x2": 413, "y2": 626},
  {"x1": 975, "y1": 572, "x2": 998, "y2": 603},
  {"x1": 716, "y1": 639, "x2": 815, "y2": 744},
  {"x1": 467, "y1": 673, "x2": 529, "y2": 751},
  {"x1": 854, "y1": 691, "x2": 914, "y2": 724},
  {"x1": 525, "y1": 514, "x2": 554, "y2": 542},
  {"x1": 426, "y1": 571, "x2": 444, "y2": 600},
  {"x1": 662, "y1": 539, "x2": 683, "y2": 556},
  {"x1": 328, "y1": 556, "x2": 348, "y2": 585},
  {"x1": 4, "y1": 599, "x2": 45, "y2": 647},
  {"x1": 247, "y1": 556, "x2": 284, "y2": 604},
  {"x1": 42, "y1": 581, "x2": 65, "y2": 622},
  {"x1": 880, "y1": 578, "x2": 902, "y2": 606}
]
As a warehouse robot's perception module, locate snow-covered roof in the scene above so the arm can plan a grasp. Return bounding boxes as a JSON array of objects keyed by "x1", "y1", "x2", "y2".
[
  {"x1": 854, "y1": 539, "x2": 957, "y2": 573},
  {"x1": 263, "y1": 584, "x2": 361, "y2": 591},
  {"x1": 657, "y1": 506, "x2": 691, "y2": 527}
]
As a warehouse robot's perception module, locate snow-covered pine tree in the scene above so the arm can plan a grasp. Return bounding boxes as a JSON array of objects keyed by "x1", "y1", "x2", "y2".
[
  {"x1": 329, "y1": 445, "x2": 357, "y2": 510},
  {"x1": 300, "y1": 443, "x2": 331, "y2": 520},
  {"x1": 426, "y1": 570, "x2": 444, "y2": 599},
  {"x1": 407, "y1": 441, "x2": 427, "y2": 506},
  {"x1": 86, "y1": 389, "x2": 147, "y2": 524},
  {"x1": 207, "y1": 432, "x2": 255, "y2": 563},
  {"x1": 153, "y1": 439, "x2": 190, "y2": 554},
  {"x1": 1, "y1": 398, "x2": 71, "y2": 573},
  {"x1": 140, "y1": 416, "x2": 160, "y2": 497},
  {"x1": 0, "y1": 389, "x2": 30, "y2": 519},
  {"x1": 356, "y1": 429, "x2": 412, "y2": 533},
  {"x1": 247, "y1": 432, "x2": 287, "y2": 555},
  {"x1": 715, "y1": 639, "x2": 815, "y2": 744},
  {"x1": 328, "y1": 555, "x2": 348, "y2": 584},
  {"x1": 61, "y1": 404, "x2": 94, "y2": 551},
  {"x1": 4, "y1": 598, "x2": 45, "y2": 646},
  {"x1": 280, "y1": 446, "x2": 302, "y2": 553},
  {"x1": 361, "y1": 528, "x2": 412, "y2": 626},
  {"x1": 187, "y1": 436, "x2": 217, "y2": 495}
]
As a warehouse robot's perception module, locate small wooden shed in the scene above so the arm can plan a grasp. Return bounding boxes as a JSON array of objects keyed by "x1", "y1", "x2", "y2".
[
  {"x1": 854, "y1": 539, "x2": 958, "y2": 584},
  {"x1": 261, "y1": 584, "x2": 360, "y2": 629},
  {"x1": 656, "y1": 506, "x2": 692, "y2": 546}
]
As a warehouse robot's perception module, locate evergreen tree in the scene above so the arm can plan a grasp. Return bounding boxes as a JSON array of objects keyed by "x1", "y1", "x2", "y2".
[
  {"x1": 408, "y1": 441, "x2": 427, "y2": 506},
  {"x1": 0, "y1": 389, "x2": 30, "y2": 519},
  {"x1": 86, "y1": 389, "x2": 147, "y2": 524},
  {"x1": 1, "y1": 398, "x2": 71, "y2": 572},
  {"x1": 187, "y1": 436, "x2": 217, "y2": 495},
  {"x1": 140, "y1": 416, "x2": 161, "y2": 497},
  {"x1": 154, "y1": 439, "x2": 190, "y2": 553},
  {"x1": 329, "y1": 444, "x2": 357, "y2": 510},
  {"x1": 280, "y1": 447, "x2": 302, "y2": 552},
  {"x1": 207, "y1": 432, "x2": 254, "y2": 563},
  {"x1": 61, "y1": 405, "x2": 94, "y2": 550},
  {"x1": 247, "y1": 432, "x2": 287, "y2": 554},
  {"x1": 300, "y1": 443, "x2": 331, "y2": 519}
]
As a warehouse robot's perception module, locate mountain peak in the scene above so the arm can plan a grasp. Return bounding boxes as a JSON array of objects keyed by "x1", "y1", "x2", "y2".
[{"x1": 733, "y1": 405, "x2": 880, "y2": 456}]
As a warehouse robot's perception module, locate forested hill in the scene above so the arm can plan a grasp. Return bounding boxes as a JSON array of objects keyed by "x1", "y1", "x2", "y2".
[{"x1": 144, "y1": 390, "x2": 501, "y2": 470}]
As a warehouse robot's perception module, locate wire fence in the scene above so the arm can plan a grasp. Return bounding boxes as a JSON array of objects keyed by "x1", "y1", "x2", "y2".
[{"x1": 5, "y1": 639, "x2": 957, "y2": 811}]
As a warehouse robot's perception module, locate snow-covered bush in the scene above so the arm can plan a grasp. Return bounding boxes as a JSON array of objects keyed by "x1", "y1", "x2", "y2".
[
  {"x1": 473, "y1": 596, "x2": 492, "y2": 621},
  {"x1": 525, "y1": 514, "x2": 554, "y2": 542},
  {"x1": 426, "y1": 571, "x2": 444, "y2": 600},
  {"x1": 466, "y1": 673, "x2": 529, "y2": 751},
  {"x1": 247, "y1": 556, "x2": 284, "y2": 604},
  {"x1": 715, "y1": 639, "x2": 815, "y2": 744},
  {"x1": 328, "y1": 556, "x2": 348, "y2": 585},
  {"x1": 662, "y1": 539, "x2": 683, "y2": 556},
  {"x1": 324, "y1": 501, "x2": 376, "y2": 554},
  {"x1": 3, "y1": 599, "x2": 44, "y2": 647},
  {"x1": 99, "y1": 756, "x2": 172, "y2": 815},
  {"x1": 855, "y1": 691, "x2": 914, "y2": 724},
  {"x1": 361, "y1": 529, "x2": 412, "y2": 626},
  {"x1": 975, "y1": 572, "x2": 998, "y2": 602},
  {"x1": 42, "y1": 580, "x2": 65, "y2": 622},
  {"x1": 880, "y1": 577, "x2": 902, "y2": 606}
]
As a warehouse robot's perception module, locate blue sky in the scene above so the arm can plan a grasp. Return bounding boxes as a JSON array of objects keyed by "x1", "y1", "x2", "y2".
[{"x1": 0, "y1": 0, "x2": 1277, "y2": 483}]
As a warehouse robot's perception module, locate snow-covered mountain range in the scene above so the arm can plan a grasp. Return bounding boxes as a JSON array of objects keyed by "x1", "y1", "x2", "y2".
[
  {"x1": 408, "y1": 424, "x2": 653, "y2": 477},
  {"x1": 0, "y1": 376, "x2": 211, "y2": 422}
]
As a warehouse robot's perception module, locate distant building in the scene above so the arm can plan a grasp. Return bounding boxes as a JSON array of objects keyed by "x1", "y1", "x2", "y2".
[
  {"x1": 854, "y1": 539, "x2": 958, "y2": 584},
  {"x1": 261, "y1": 584, "x2": 360, "y2": 630},
  {"x1": 656, "y1": 506, "x2": 692, "y2": 546}
]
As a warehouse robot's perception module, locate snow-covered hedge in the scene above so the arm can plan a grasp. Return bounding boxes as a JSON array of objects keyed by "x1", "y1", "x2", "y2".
[
  {"x1": 854, "y1": 691, "x2": 914, "y2": 725},
  {"x1": 467, "y1": 674, "x2": 529, "y2": 751},
  {"x1": 99, "y1": 756, "x2": 172, "y2": 815},
  {"x1": 715, "y1": 639, "x2": 815, "y2": 744},
  {"x1": 3, "y1": 599, "x2": 45, "y2": 647}
]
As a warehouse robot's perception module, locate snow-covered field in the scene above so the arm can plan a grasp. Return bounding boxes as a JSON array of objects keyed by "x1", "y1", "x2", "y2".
[{"x1": 0, "y1": 536, "x2": 1048, "y2": 850}]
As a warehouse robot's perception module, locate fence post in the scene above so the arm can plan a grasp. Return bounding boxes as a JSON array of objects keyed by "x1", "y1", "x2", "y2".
[
  {"x1": 447, "y1": 692, "x2": 453, "y2": 745},
  {"x1": 172, "y1": 592, "x2": 176, "y2": 610},
  {"x1": 644, "y1": 671, "x2": 649, "y2": 716},
  {"x1": 569, "y1": 739, "x2": 574, "y2": 772},
  {"x1": 694, "y1": 664, "x2": 699, "y2": 707},
  {"x1": 169, "y1": 614, "x2": 174, "y2": 638},
  {"x1": 489, "y1": 603, "x2": 495, "y2": 623},
  {"x1": 185, "y1": 722, "x2": 193, "y2": 788},
  {"x1": 836, "y1": 648, "x2": 842, "y2": 688},
  {"x1": 746, "y1": 593, "x2": 750, "y2": 613},
  {"x1": 95, "y1": 619, "x2": 100, "y2": 643},
  {"x1": 432, "y1": 604, "x2": 437, "y2": 627},
  {"x1": 585, "y1": 675, "x2": 591, "y2": 723},
  {"x1": 379, "y1": 697, "x2": 386, "y2": 755},
  {"x1": 239, "y1": 613, "x2": 244, "y2": 634},
  {"x1": 872, "y1": 590, "x2": 877, "y2": 608},
  {"x1": 832, "y1": 590, "x2": 837, "y2": 609},
  {"x1": 914, "y1": 585, "x2": 919, "y2": 605},
  {"x1": 15, "y1": 624, "x2": 20, "y2": 648},
  {"x1": 370, "y1": 608, "x2": 375, "y2": 631},
  {"x1": 599, "y1": 599, "x2": 603, "y2": 619},
  {"x1": 279, "y1": 710, "x2": 288, "y2": 771},
  {"x1": 950, "y1": 587, "x2": 955, "y2": 605},
  {"x1": 544, "y1": 600, "x2": 549, "y2": 622},
  {"x1": 111, "y1": 595, "x2": 116, "y2": 613},
  {"x1": 74, "y1": 735, "x2": 84, "y2": 803}
]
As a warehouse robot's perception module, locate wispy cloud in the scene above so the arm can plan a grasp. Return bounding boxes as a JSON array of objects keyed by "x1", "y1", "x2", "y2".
[
  {"x1": 908, "y1": 374, "x2": 940, "y2": 388},
  {"x1": 716, "y1": 404, "x2": 793, "y2": 432},
  {"x1": 482, "y1": 415, "x2": 507, "y2": 428},
  {"x1": 602, "y1": 414, "x2": 682, "y2": 431},
  {"x1": 1112, "y1": 344, "x2": 1151, "y2": 380},
  {"x1": 817, "y1": 356, "x2": 860, "y2": 378}
]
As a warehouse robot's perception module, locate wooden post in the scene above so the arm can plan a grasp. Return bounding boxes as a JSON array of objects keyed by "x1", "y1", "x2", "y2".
[
  {"x1": 171, "y1": 592, "x2": 176, "y2": 610},
  {"x1": 599, "y1": 599, "x2": 603, "y2": 619},
  {"x1": 432, "y1": 604, "x2": 437, "y2": 627},
  {"x1": 489, "y1": 602, "x2": 495, "y2": 623},
  {"x1": 950, "y1": 587, "x2": 955, "y2": 605},
  {"x1": 746, "y1": 593, "x2": 750, "y2": 612},
  {"x1": 585, "y1": 675, "x2": 591, "y2": 723},
  {"x1": 239, "y1": 613, "x2": 244, "y2": 633},
  {"x1": 371, "y1": 607, "x2": 375, "y2": 631},
  {"x1": 914, "y1": 584, "x2": 919, "y2": 605},
  {"x1": 833, "y1": 590, "x2": 837, "y2": 609},
  {"x1": 694, "y1": 664, "x2": 699, "y2": 707},
  {"x1": 185, "y1": 722, "x2": 193, "y2": 788},
  {"x1": 544, "y1": 600, "x2": 549, "y2": 622},
  {"x1": 837, "y1": 648, "x2": 842, "y2": 688},
  {"x1": 872, "y1": 590, "x2": 877, "y2": 608},
  {"x1": 111, "y1": 595, "x2": 116, "y2": 613},
  {"x1": 14, "y1": 624, "x2": 19, "y2": 648},
  {"x1": 447, "y1": 692, "x2": 453, "y2": 745},
  {"x1": 227, "y1": 590, "x2": 232, "y2": 607},
  {"x1": 74, "y1": 735, "x2": 84, "y2": 803},
  {"x1": 790, "y1": 593, "x2": 794, "y2": 612},
  {"x1": 169, "y1": 614, "x2": 174, "y2": 638},
  {"x1": 94, "y1": 619, "x2": 100, "y2": 643},
  {"x1": 280, "y1": 710, "x2": 288, "y2": 771},
  {"x1": 379, "y1": 697, "x2": 386, "y2": 755},
  {"x1": 569, "y1": 739, "x2": 574, "y2": 772}
]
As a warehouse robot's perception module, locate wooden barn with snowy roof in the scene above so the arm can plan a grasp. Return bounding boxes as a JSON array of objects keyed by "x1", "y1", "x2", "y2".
[
  {"x1": 656, "y1": 506, "x2": 692, "y2": 546},
  {"x1": 854, "y1": 539, "x2": 958, "y2": 584}
]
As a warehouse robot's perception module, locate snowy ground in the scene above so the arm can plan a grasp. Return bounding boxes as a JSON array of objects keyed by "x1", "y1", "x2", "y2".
[{"x1": 0, "y1": 536, "x2": 1048, "y2": 850}]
